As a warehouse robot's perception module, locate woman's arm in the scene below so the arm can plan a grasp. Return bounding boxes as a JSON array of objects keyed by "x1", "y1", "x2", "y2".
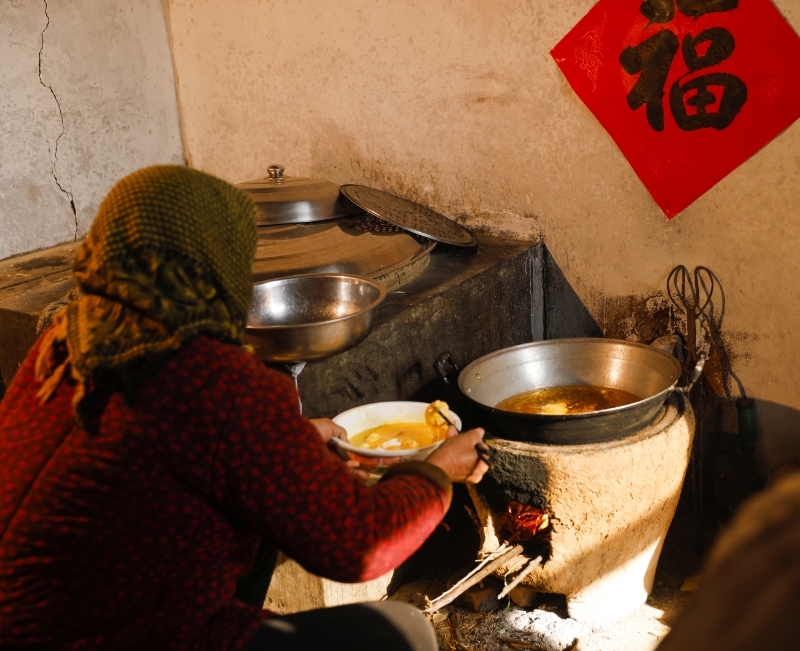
[{"x1": 215, "y1": 356, "x2": 454, "y2": 583}]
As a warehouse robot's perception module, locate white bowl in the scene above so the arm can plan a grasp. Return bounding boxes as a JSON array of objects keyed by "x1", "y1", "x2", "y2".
[{"x1": 331, "y1": 401, "x2": 461, "y2": 466}]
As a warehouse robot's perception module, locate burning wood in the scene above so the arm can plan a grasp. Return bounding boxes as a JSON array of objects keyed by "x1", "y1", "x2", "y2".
[{"x1": 502, "y1": 502, "x2": 550, "y2": 542}]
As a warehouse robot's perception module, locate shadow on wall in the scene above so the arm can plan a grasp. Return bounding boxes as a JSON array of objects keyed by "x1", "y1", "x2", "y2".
[
  {"x1": 542, "y1": 247, "x2": 603, "y2": 340},
  {"x1": 756, "y1": 400, "x2": 800, "y2": 479}
]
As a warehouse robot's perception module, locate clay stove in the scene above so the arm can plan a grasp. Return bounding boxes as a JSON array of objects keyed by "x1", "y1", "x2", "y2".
[{"x1": 467, "y1": 395, "x2": 695, "y2": 625}]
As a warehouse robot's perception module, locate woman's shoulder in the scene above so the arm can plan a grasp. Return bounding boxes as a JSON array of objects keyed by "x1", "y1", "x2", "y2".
[{"x1": 177, "y1": 336, "x2": 295, "y2": 391}]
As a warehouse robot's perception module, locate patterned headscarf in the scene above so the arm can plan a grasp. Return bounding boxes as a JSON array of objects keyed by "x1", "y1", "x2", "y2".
[{"x1": 35, "y1": 165, "x2": 257, "y2": 420}]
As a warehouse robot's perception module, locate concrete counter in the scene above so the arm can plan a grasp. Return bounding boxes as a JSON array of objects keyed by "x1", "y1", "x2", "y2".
[
  {"x1": 0, "y1": 237, "x2": 542, "y2": 404},
  {"x1": 297, "y1": 236, "x2": 542, "y2": 417}
]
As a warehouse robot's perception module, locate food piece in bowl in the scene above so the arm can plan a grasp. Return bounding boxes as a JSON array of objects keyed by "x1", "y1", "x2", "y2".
[
  {"x1": 349, "y1": 422, "x2": 447, "y2": 451},
  {"x1": 425, "y1": 400, "x2": 453, "y2": 426}
]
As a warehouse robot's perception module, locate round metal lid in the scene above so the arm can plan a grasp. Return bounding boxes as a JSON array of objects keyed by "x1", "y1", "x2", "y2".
[
  {"x1": 251, "y1": 215, "x2": 436, "y2": 291},
  {"x1": 339, "y1": 184, "x2": 477, "y2": 247},
  {"x1": 237, "y1": 165, "x2": 363, "y2": 226}
]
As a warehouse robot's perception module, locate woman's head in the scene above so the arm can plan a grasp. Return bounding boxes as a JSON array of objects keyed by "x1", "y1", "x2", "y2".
[
  {"x1": 36, "y1": 165, "x2": 257, "y2": 416},
  {"x1": 76, "y1": 165, "x2": 257, "y2": 339}
]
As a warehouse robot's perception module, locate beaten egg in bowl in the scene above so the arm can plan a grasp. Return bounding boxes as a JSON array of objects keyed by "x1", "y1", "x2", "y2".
[
  {"x1": 349, "y1": 422, "x2": 447, "y2": 451},
  {"x1": 331, "y1": 401, "x2": 461, "y2": 467}
]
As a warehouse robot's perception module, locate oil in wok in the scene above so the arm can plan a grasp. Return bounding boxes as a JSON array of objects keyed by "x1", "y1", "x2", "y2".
[{"x1": 496, "y1": 385, "x2": 641, "y2": 415}]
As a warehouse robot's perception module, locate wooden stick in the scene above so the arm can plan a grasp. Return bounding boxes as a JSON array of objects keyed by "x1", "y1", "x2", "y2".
[
  {"x1": 497, "y1": 555, "x2": 542, "y2": 600},
  {"x1": 504, "y1": 556, "x2": 529, "y2": 577},
  {"x1": 425, "y1": 543, "x2": 511, "y2": 611},
  {"x1": 425, "y1": 544, "x2": 524, "y2": 613}
]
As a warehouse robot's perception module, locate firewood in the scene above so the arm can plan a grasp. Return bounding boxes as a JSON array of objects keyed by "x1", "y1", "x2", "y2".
[{"x1": 425, "y1": 545, "x2": 524, "y2": 613}]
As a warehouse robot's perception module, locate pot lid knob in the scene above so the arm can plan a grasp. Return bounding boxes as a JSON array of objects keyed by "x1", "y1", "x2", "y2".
[
  {"x1": 237, "y1": 165, "x2": 363, "y2": 225},
  {"x1": 267, "y1": 165, "x2": 285, "y2": 180}
]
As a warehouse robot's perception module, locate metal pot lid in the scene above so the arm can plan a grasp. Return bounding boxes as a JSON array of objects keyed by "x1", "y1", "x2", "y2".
[
  {"x1": 237, "y1": 165, "x2": 363, "y2": 226},
  {"x1": 252, "y1": 214, "x2": 436, "y2": 287},
  {"x1": 340, "y1": 184, "x2": 477, "y2": 247}
]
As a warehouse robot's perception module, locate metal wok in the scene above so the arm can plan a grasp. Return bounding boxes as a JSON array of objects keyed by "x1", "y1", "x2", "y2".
[{"x1": 437, "y1": 338, "x2": 702, "y2": 445}]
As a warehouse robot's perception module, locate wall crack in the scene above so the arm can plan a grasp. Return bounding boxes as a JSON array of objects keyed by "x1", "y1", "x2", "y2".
[{"x1": 38, "y1": 0, "x2": 77, "y2": 239}]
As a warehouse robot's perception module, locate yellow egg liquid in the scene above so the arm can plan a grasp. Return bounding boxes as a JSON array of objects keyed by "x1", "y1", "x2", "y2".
[
  {"x1": 496, "y1": 385, "x2": 641, "y2": 415},
  {"x1": 349, "y1": 422, "x2": 448, "y2": 451}
]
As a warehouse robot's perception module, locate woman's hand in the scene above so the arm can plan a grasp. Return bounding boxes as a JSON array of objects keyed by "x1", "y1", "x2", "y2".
[
  {"x1": 310, "y1": 418, "x2": 348, "y2": 444},
  {"x1": 345, "y1": 460, "x2": 371, "y2": 482},
  {"x1": 310, "y1": 419, "x2": 369, "y2": 479},
  {"x1": 425, "y1": 427, "x2": 489, "y2": 484}
]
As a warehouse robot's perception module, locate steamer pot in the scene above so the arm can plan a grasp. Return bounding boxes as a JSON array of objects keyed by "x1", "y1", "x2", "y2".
[{"x1": 239, "y1": 166, "x2": 438, "y2": 292}]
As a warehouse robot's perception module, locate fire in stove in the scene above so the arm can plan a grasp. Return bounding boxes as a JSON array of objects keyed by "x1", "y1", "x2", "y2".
[{"x1": 501, "y1": 501, "x2": 551, "y2": 543}]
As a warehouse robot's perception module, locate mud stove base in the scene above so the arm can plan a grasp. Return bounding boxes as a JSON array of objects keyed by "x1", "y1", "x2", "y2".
[{"x1": 468, "y1": 395, "x2": 694, "y2": 626}]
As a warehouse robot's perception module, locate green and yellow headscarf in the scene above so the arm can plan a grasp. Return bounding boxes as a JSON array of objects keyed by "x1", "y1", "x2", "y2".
[{"x1": 35, "y1": 165, "x2": 257, "y2": 418}]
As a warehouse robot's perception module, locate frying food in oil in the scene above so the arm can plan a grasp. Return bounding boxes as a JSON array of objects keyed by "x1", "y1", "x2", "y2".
[{"x1": 496, "y1": 385, "x2": 640, "y2": 415}]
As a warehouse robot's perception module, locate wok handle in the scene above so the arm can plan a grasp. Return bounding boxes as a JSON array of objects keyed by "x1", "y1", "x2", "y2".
[
  {"x1": 475, "y1": 440, "x2": 494, "y2": 468},
  {"x1": 433, "y1": 352, "x2": 460, "y2": 386},
  {"x1": 675, "y1": 353, "x2": 707, "y2": 394}
]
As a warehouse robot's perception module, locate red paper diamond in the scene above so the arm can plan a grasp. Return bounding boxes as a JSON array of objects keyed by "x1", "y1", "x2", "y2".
[{"x1": 551, "y1": 0, "x2": 800, "y2": 218}]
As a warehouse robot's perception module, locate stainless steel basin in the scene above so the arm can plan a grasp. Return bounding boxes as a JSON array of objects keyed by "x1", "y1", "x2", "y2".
[{"x1": 244, "y1": 274, "x2": 386, "y2": 362}]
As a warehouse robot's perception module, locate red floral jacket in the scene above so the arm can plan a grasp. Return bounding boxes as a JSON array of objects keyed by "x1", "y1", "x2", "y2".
[{"x1": 0, "y1": 336, "x2": 451, "y2": 650}]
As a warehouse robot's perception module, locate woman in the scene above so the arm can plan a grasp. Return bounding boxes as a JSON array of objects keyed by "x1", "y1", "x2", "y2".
[{"x1": 0, "y1": 166, "x2": 488, "y2": 651}]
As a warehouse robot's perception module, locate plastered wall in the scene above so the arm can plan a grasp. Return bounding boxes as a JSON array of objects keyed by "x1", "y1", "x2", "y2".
[
  {"x1": 0, "y1": 0, "x2": 184, "y2": 260},
  {"x1": 175, "y1": 0, "x2": 798, "y2": 469}
]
